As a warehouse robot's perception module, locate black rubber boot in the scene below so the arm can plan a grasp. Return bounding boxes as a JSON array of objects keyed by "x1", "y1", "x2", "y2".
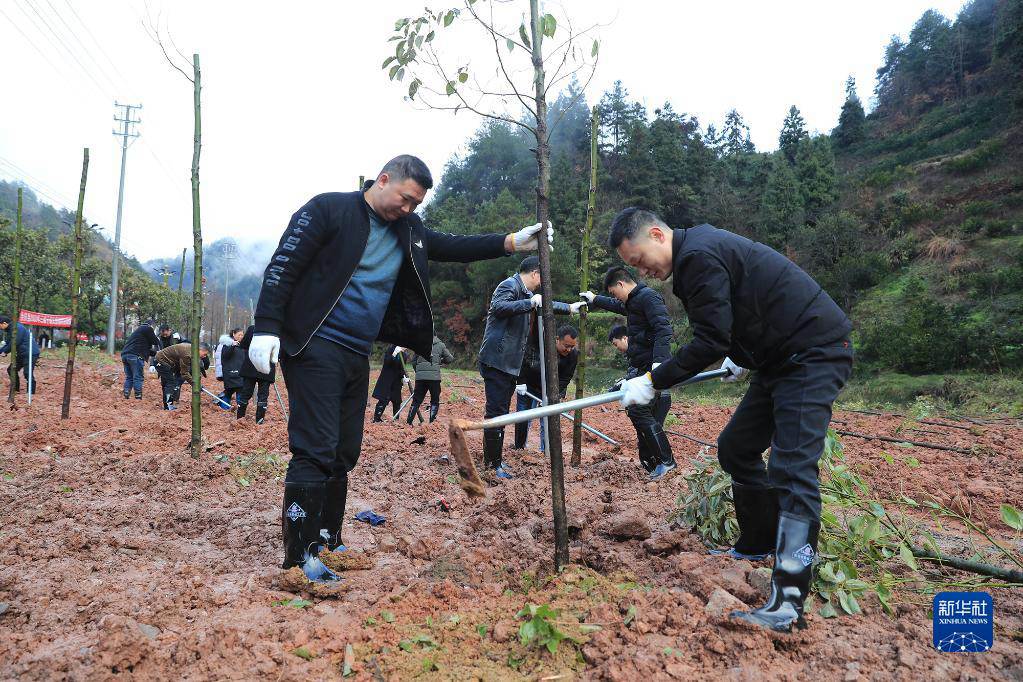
[
  {"x1": 429, "y1": 404, "x2": 439, "y2": 423},
  {"x1": 123, "y1": 391, "x2": 131, "y2": 400},
  {"x1": 644, "y1": 426, "x2": 676, "y2": 480},
  {"x1": 320, "y1": 475, "x2": 348, "y2": 551},
  {"x1": 281, "y1": 482, "x2": 341, "y2": 583},
  {"x1": 406, "y1": 400, "x2": 421, "y2": 425},
  {"x1": 372, "y1": 402, "x2": 386, "y2": 423},
  {"x1": 255, "y1": 404, "x2": 266, "y2": 424},
  {"x1": 711, "y1": 484, "x2": 779, "y2": 560},
  {"x1": 731, "y1": 512, "x2": 819, "y2": 632},
  {"x1": 636, "y1": 435, "x2": 657, "y2": 472},
  {"x1": 513, "y1": 421, "x2": 529, "y2": 449},
  {"x1": 236, "y1": 402, "x2": 247, "y2": 419}
]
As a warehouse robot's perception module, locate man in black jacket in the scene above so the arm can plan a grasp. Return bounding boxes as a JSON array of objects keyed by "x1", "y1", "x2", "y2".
[
  {"x1": 612, "y1": 208, "x2": 853, "y2": 633},
  {"x1": 248, "y1": 155, "x2": 554, "y2": 583},
  {"x1": 513, "y1": 324, "x2": 579, "y2": 452},
  {"x1": 120, "y1": 320, "x2": 160, "y2": 400},
  {"x1": 477, "y1": 257, "x2": 582, "y2": 478},
  {"x1": 581, "y1": 266, "x2": 675, "y2": 478}
]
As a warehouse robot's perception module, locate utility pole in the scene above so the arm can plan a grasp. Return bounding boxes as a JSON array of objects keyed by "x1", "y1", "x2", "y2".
[
  {"x1": 106, "y1": 101, "x2": 142, "y2": 354},
  {"x1": 220, "y1": 240, "x2": 237, "y2": 338}
]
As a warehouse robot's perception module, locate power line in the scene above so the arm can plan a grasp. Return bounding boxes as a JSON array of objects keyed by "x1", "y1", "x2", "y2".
[
  {"x1": 0, "y1": 6, "x2": 64, "y2": 77},
  {"x1": 18, "y1": 0, "x2": 112, "y2": 101},
  {"x1": 40, "y1": 0, "x2": 124, "y2": 96},
  {"x1": 60, "y1": 0, "x2": 136, "y2": 94}
]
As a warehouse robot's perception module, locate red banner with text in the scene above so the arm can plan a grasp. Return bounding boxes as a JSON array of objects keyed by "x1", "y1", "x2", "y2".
[{"x1": 19, "y1": 309, "x2": 73, "y2": 328}]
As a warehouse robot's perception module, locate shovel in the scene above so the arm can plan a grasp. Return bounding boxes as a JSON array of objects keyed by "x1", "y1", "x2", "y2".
[
  {"x1": 449, "y1": 366, "x2": 731, "y2": 497},
  {"x1": 200, "y1": 386, "x2": 232, "y2": 409}
]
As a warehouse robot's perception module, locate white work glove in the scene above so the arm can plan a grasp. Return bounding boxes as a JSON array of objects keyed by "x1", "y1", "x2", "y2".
[
  {"x1": 579, "y1": 291, "x2": 595, "y2": 303},
  {"x1": 652, "y1": 362, "x2": 661, "y2": 370},
  {"x1": 148, "y1": 365, "x2": 157, "y2": 375},
  {"x1": 515, "y1": 384, "x2": 527, "y2": 396},
  {"x1": 392, "y1": 346, "x2": 403, "y2": 357},
  {"x1": 721, "y1": 357, "x2": 748, "y2": 383},
  {"x1": 402, "y1": 376, "x2": 411, "y2": 385},
  {"x1": 569, "y1": 301, "x2": 586, "y2": 314},
  {"x1": 620, "y1": 372, "x2": 655, "y2": 407},
  {"x1": 513, "y1": 222, "x2": 554, "y2": 252},
  {"x1": 529, "y1": 294, "x2": 542, "y2": 309},
  {"x1": 248, "y1": 334, "x2": 280, "y2": 375}
]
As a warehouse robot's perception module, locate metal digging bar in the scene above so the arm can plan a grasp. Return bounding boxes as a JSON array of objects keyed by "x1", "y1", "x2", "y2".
[
  {"x1": 449, "y1": 367, "x2": 731, "y2": 498},
  {"x1": 521, "y1": 388, "x2": 618, "y2": 445}
]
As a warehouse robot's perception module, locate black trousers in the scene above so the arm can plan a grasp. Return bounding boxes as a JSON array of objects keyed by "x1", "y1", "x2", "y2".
[
  {"x1": 410, "y1": 379, "x2": 441, "y2": 408},
  {"x1": 7, "y1": 360, "x2": 38, "y2": 394},
  {"x1": 626, "y1": 391, "x2": 671, "y2": 458},
  {"x1": 716, "y1": 341, "x2": 854, "y2": 520},
  {"x1": 155, "y1": 363, "x2": 179, "y2": 407},
  {"x1": 282, "y1": 336, "x2": 369, "y2": 483},
  {"x1": 480, "y1": 362, "x2": 516, "y2": 438},
  {"x1": 237, "y1": 377, "x2": 270, "y2": 407}
]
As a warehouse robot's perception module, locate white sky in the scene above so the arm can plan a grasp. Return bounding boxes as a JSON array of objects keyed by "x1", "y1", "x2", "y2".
[{"x1": 0, "y1": 0, "x2": 968, "y2": 264}]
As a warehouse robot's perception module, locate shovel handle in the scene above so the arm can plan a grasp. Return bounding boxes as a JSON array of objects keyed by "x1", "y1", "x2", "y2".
[{"x1": 461, "y1": 367, "x2": 731, "y2": 432}]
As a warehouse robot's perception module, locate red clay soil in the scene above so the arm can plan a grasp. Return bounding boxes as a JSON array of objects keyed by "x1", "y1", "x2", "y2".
[{"x1": 1, "y1": 352, "x2": 1021, "y2": 680}]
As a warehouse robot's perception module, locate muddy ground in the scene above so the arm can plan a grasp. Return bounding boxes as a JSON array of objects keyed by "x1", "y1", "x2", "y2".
[{"x1": 1, "y1": 351, "x2": 1021, "y2": 680}]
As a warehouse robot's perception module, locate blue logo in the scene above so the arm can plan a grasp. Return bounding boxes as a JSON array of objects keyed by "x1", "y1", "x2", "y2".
[
  {"x1": 933, "y1": 592, "x2": 993, "y2": 653},
  {"x1": 793, "y1": 543, "x2": 815, "y2": 567}
]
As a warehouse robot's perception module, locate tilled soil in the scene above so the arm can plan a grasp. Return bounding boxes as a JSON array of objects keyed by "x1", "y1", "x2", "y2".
[{"x1": 1, "y1": 353, "x2": 1021, "y2": 680}]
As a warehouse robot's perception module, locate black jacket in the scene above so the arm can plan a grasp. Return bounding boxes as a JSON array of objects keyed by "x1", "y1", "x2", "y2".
[
  {"x1": 590, "y1": 282, "x2": 672, "y2": 373},
  {"x1": 121, "y1": 324, "x2": 160, "y2": 359},
  {"x1": 239, "y1": 326, "x2": 276, "y2": 382},
  {"x1": 478, "y1": 275, "x2": 570, "y2": 376},
  {"x1": 254, "y1": 191, "x2": 508, "y2": 358},
  {"x1": 0, "y1": 323, "x2": 40, "y2": 360},
  {"x1": 518, "y1": 339, "x2": 578, "y2": 398},
  {"x1": 651, "y1": 225, "x2": 852, "y2": 389},
  {"x1": 221, "y1": 344, "x2": 246, "y2": 390},
  {"x1": 372, "y1": 345, "x2": 408, "y2": 401}
]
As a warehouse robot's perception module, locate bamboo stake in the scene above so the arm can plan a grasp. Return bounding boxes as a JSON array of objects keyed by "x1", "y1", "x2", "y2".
[
  {"x1": 833, "y1": 429, "x2": 975, "y2": 455},
  {"x1": 189, "y1": 54, "x2": 204, "y2": 459},
  {"x1": 62, "y1": 149, "x2": 89, "y2": 419},
  {"x1": 572, "y1": 106, "x2": 598, "y2": 467}
]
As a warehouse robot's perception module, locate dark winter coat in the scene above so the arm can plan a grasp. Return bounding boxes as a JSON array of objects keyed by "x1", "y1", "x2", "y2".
[
  {"x1": 372, "y1": 345, "x2": 408, "y2": 401},
  {"x1": 0, "y1": 323, "x2": 40, "y2": 362},
  {"x1": 651, "y1": 225, "x2": 852, "y2": 389},
  {"x1": 518, "y1": 336, "x2": 578, "y2": 399},
  {"x1": 221, "y1": 344, "x2": 246, "y2": 390},
  {"x1": 412, "y1": 336, "x2": 453, "y2": 382},
  {"x1": 253, "y1": 191, "x2": 509, "y2": 360},
  {"x1": 478, "y1": 274, "x2": 570, "y2": 376},
  {"x1": 121, "y1": 324, "x2": 160, "y2": 359},
  {"x1": 238, "y1": 326, "x2": 276, "y2": 382},
  {"x1": 590, "y1": 282, "x2": 673, "y2": 373}
]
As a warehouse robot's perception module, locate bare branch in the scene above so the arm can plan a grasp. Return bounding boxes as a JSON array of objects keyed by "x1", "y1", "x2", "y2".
[{"x1": 142, "y1": 2, "x2": 192, "y2": 83}]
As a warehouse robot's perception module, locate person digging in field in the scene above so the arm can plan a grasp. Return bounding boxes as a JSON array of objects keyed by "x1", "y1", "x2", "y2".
[
  {"x1": 215, "y1": 328, "x2": 246, "y2": 410},
  {"x1": 119, "y1": 319, "x2": 161, "y2": 400},
  {"x1": 407, "y1": 335, "x2": 454, "y2": 424},
  {"x1": 478, "y1": 256, "x2": 584, "y2": 479},
  {"x1": 582, "y1": 266, "x2": 676, "y2": 479},
  {"x1": 0, "y1": 315, "x2": 40, "y2": 395},
  {"x1": 236, "y1": 325, "x2": 275, "y2": 424},
  {"x1": 611, "y1": 208, "x2": 853, "y2": 633},
  {"x1": 371, "y1": 344, "x2": 411, "y2": 422},
  {"x1": 248, "y1": 154, "x2": 554, "y2": 584},
  {"x1": 154, "y1": 342, "x2": 210, "y2": 410},
  {"x1": 513, "y1": 324, "x2": 579, "y2": 453}
]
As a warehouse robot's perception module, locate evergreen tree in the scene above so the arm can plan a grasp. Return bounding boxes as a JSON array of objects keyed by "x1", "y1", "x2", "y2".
[
  {"x1": 778, "y1": 105, "x2": 808, "y2": 164},
  {"x1": 833, "y1": 76, "x2": 866, "y2": 147},
  {"x1": 795, "y1": 136, "x2": 838, "y2": 223},
  {"x1": 758, "y1": 154, "x2": 804, "y2": 247},
  {"x1": 720, "y1": 109, "x2": 753, "y2": 157}
]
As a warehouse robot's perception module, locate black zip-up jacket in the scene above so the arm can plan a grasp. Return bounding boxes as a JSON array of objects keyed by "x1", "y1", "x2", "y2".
[
  {"x1": 254, "y1": 191, "x2": 509, "y2": 358},
  {"x1": 590, "y1": 282, "x2": 672, "y2": 373},
  {"x1": 651, "y1": 225, "x2": 852, "y2": 389},
  {"x1": 121, "y1": 324, "x2": 160, "y2": 359},
  {"x1": 518, "y1": 341, "x2": 578, "y2": 398}
]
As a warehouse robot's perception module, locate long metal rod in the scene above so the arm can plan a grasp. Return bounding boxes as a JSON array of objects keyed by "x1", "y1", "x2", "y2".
[
  {"x1": 272, "y1": 380, "x2": 289, "y2": 421},
  {"x1": 475, "y1": 367, "x2": 731, "y2": 430},
  {"x1": 523, "y1": 388, "x2": 617, "y2": 444},
  {"x1": 200, "y1": 385, "x2": 231, "y2": 409},
  {"x1": 536, "y1": 313, "x2": 552, "y2": 456}
]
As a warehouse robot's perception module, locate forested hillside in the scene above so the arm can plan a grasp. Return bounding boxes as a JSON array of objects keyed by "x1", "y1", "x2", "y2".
[{"x1": 422, "y1": 0, "x2": 1022, "y2": 384}]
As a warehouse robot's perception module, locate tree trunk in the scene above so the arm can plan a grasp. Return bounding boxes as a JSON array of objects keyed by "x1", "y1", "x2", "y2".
[
  {"x1": 572, "y1": 107, "x2": 599, "y2": 466},
  {"x1": 189, "y1": 54, "x2": 204, "y2": 459},
  {"x1": 7, "y1": 189, "x2": 24, "y2": 403},
  {"x1": 529, "y1": 0, "x2": 568, "y2": 570},
  {"x1": 62, "y1": 149, "x2": 89, "y2": 419}
]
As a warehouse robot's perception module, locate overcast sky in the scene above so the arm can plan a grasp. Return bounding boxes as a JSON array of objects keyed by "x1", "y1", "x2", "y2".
[{"x1": 0, "y1": 0, "x2": 968, "y2": 265}]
